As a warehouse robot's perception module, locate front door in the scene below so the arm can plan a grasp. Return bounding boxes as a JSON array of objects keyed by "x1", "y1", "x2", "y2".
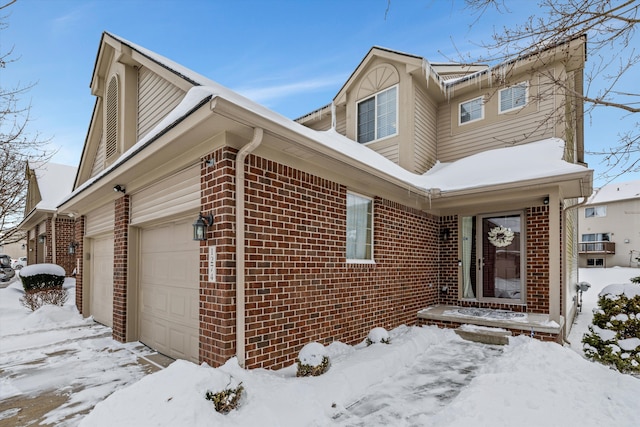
[{"x1": 461, "y1": 212, "x2": 524, "y2": 302}]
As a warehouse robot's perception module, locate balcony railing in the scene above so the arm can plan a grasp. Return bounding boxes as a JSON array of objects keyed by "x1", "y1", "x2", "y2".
[{"x1": 579, "y1": 241, "x2": 615, "y2": 254}]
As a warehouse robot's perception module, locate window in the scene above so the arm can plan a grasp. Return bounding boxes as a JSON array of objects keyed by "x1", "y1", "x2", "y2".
[
  {"x1": 585, "y1": 206, "x2": 607, "y2": 218},
  {"x1": 499, "y1": 82, "x2": 528, "y2": 113},
  {"x1": 581, "y1": 233, "x2": 610, "y2": 242},
  {"x1": 357, "y1": 86, "x2": 397, "y2": 143},
  {"x1": 346, "y1": 192, "x2": 373, "y2": 262},
  {"x1": 587, "y1": 258, "x2": 605, "y2": 267},
  {"x1": 459, "y1": 97, "x2": 484, "y2": 124}
]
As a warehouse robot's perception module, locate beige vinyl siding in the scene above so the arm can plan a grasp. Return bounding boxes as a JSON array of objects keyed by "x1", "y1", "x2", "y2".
[
  {"x1": 414, "y1": 85, "x2": 437, "y2": 173},
  {"x1": 374, "y1": 143, "x2": 399, "y2": 164},
  {"x1": 336, "y1": 112, "x2": 347, "y2": 136},
  {"x1": 85, "y1": 203, "x2": 115, "y2": 236},
  {"x1": 137, "y1": 67, "x2": 186, "y2": 141},
  {"x1": 90, "y1": 134, "x2": 106, "y2": 178},
  {"x1": 130, "y1": 165, "x2": 200, "y2": 226},
  {"x1": 437, "y1": 75, "x2": 557, "y2": 162}
]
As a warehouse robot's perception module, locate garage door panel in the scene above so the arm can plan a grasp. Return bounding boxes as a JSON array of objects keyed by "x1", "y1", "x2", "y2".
[
  {"x1": 139, "y1": 219, "x2": 199, "y2": 363},
  {"x1": 90, "y1": 236, "x2": 113, "y2": 327}
]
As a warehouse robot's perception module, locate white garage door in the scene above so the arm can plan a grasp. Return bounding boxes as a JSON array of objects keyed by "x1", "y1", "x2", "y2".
[
  {"x1": 91, "y1": 236, "x2": 114, "y2": 327},
  {"x1": 139, "y1": 219, "x2": 200, "y2": 362}
]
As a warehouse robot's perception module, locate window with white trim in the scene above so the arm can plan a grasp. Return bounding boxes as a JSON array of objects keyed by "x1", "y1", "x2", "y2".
[
  {"x1": 581, "y1": 233, "x2": 610, "y2": 242},
  {"x1": 346, "y1": 192, "x2": 373, "y2": 262},
  {"x1": 357, "y1": 86, "x2": 397, "y2": 143},
  {"x1": 499, "y1": 82, "x2": 527, "y2": 113},
  {"x1": 585, "y1": 206, "x2": 607, "y2": 218},
  {"x1": 459, "y1": 97, "x2": 484, "y2": 124}
]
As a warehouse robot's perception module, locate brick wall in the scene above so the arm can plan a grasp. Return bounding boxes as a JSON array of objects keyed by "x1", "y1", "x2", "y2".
[
  {"x1": 112, "y1": 195, "x2": 130, "y2": 341},
  {"x1": 438, "y1": 215, "x2": 459, "y2": 305},
  {"x1": 200, "y1": 147, "x2": 238, "y2": 367},
  {"x1": 54, "y1": 216, "x2": 76, "y2": 276},
  {"x1": 235, "y1": 154, "x2": 439, "y2": 369},
  {"x1": 74, "y1": 216, "x2": 85, "y2": 313},
  {"x1": 527, "y1": 205, "x2": 550, "y2": 313}
]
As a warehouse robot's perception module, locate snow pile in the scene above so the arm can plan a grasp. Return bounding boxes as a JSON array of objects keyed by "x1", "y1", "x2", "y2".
[
  {"x1": 599, "y1": 283, "x2": 640, "y2": 299},
  {"x1": 298, "y1": 342, "x2": 328, "y2": 366},
  {"x1": 367, "y1": 326, "x2": 390, "y2": 344}
]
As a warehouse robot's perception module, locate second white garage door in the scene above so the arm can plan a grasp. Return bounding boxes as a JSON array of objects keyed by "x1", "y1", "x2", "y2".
[{"x1": 139, "y1": 219, "x2": 200, "y2": 362}]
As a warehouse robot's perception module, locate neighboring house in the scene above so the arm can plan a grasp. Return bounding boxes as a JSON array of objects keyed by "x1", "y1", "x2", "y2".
[
  {"x1": 0, "y1": 237, "x2": 27, "y2": 260},
  {"x1": 17, "y1": 162, "x2": 78, "y2": 275},
  {"x1": 57, "y1": 32, "x2": 592, "y2": 369},
  {"x1": 578, "y1": 179, "x2": 640, "y2": 268}
]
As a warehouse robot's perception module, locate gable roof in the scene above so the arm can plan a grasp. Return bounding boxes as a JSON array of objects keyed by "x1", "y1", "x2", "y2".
[
  {"x1": 29, "y1": 162, "x2": 77, "y2": 211},
  {"x1": 587, "y1": 179, "x2": 640, "y2": 205},
  {"x1": 60, "y1": 33, "x2": 592, "y2": 211}
]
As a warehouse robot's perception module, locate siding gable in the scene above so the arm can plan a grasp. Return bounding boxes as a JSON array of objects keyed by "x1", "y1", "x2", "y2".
[{"x1": 137, "y1": 67, "x2": 186, "y2": 141}]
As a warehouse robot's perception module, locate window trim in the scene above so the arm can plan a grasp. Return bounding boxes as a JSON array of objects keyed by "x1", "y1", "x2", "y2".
[
  {"x1": 498, "y1": 82, "x2": 528, "y2": 114},
  {"x1": 356, "y1": 85, "x2": 399, "y2": 144},
  {"x1": 346, "y1": 191, "x2": 374, "y2": 264},
  {"x1": 585, "y1": 206, "x2": 607, "y2": 218},
  {"x1": 458, "y1": 96, "x2": 484, "y2": 125}
]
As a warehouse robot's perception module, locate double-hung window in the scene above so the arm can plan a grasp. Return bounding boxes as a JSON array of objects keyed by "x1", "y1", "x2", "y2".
[
  {"x1": 346, "y1": 192, "x2": 373, "y2": 262},
  {"x1": 499, "y1": 82, "x2": 528, "y2": 113},
  {"x1": 459, "y1": 96, "x2": 483, "y2": 125},
  {"x1": 357, "y1": 86, "x2": 397, "y2": 143}
]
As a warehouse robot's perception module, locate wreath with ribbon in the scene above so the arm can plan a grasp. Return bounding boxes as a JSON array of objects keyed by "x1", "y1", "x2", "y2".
[{"x1": 488, "y1": 225, "x2": 515, "y2": 248}]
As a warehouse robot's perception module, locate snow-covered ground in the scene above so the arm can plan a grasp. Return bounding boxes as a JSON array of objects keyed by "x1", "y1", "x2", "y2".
[{"x1": 1, "y1": 268, "x2": 639, "y2": 426}]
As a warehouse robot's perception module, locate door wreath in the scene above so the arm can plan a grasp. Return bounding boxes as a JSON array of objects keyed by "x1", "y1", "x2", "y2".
[{"x1": 488, "y1": 225, "x2": 515, "y2": 248}]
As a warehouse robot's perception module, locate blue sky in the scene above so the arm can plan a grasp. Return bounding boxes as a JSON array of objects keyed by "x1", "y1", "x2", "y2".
[{"x1": 3, "y1": 0, "x2": 639, "y2": 187}]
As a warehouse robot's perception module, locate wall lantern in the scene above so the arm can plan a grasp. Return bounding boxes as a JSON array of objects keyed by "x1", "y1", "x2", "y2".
[
  {"x1": 192, "y1": 212, "x2": 214, "y2": 241},
  {"x1": 440, "y1": 228, "x2": 451, "y2": 241},
  {"x1": 68, "y1": 242, "x2": 78, "y2": 255},
  {"x1": 113, "y1": 184, "x2": 126, "y2": 194},
  {"x1": 38, "y1": 235, "x2": 45, "y2": 244},
  {"x1": 543, "y1": 196, "x2": 550, "y2": 205}
]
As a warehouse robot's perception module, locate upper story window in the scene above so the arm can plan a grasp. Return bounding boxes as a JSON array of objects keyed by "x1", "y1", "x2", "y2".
[
  {"x1": 585, "y1": 206, "x2": 606, "y2": 218},
  {"x1": 357, "y1": 86, "x2": 397, "y2": 143},
  {"x1": 346, "y1": 192, "x2": 373, "y2": 262},
  {"x1": 581, "y1": 233, "x2": 610, "y2": 242},
  {"x1": 459, "y1": 96, "x2": 484, "y2": 125},
  {"x1": 499, "y1": 82, "x2": 528, "y2": 113}
]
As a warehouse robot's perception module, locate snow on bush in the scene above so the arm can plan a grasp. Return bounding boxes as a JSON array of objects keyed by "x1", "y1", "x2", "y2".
[
  {"x1": 205, "y1": 381, "x2": 244, "y2": 414},
  {"x1": 19, "y1": 263, "x2": 68, "y2": 311},
  {"x1": 366, "y1": 327, "x2": 390, "y2": 346},
  {"x1": 296, "y1": 342, "x2": 330, "y2": 377},
  {"x1": 582, "y1": 281, "x2": 640, "y2": 373}
]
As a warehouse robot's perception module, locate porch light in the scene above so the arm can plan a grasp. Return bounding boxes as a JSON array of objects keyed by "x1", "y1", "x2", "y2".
[
  {"x1": 38, "y1": 235, "x2": 45, "y2": 244},
  {"x1": 113, "y1": 184, "x2": 126, "y2": 194},
  {"x1": 193, "y1": 212, "x2": 214, "y2": 241},
  {"x1": 440, "y1": 228, "x2": 451, "y2": 241},
  {"x1": 68, "y1": 242, "x2": 78, "y2": 255}
]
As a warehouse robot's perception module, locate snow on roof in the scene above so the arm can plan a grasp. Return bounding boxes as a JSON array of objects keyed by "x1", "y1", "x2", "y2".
[
  {"x1": 587, "y1": 179, "x2": 640, "y2": 205},
  {"x1": 30, "y1": 162, "x2": 77, "y2": 211},
  {"x1": 62, "y1": 33, "x2": 589, "y2": 205}
]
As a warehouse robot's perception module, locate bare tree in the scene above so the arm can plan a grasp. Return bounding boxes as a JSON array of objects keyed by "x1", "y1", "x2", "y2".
[
  {"x1": 462, "y1": 0, "x2": 640, "y2": 182},
  {"x1": 0, "y1": 0, "x2": 51, "y2": 244}
]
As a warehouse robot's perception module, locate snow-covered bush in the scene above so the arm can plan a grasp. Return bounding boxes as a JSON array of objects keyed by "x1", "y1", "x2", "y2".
[
  {"x1": 296, "y1": 342, "x2": 330, "y2": 377},
  {"x1": 19, "y1": 264, "x2": 68, "y2": 311},
  {"x1": 366, "y1": 327, "x2": 391, "y2": 346},
  {"x1": 205, "y1": 382, "x2": 244, "y2": 414},
  {"x1": 582, "y1": 282, "x2": 640, "y2": 374}
]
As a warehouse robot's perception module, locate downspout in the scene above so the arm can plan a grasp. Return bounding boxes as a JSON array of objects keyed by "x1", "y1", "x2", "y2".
[{"x1": 236, "y1": 127, "x2": 264, "y2": 368}]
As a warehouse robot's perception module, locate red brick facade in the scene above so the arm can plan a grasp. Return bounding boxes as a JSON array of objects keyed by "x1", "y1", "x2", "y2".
[
  {"x1": 69, "y1": 149, "x2": 561, "y2": 369},
  {"x1": 112, "y1": 195, "x2": 130, "y2": 342},
  {"x1": 74, "y1": 216, "x2": 85, "y2": 312}
]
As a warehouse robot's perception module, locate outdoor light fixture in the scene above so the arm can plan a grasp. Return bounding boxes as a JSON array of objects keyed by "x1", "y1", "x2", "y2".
[
  {"x1": 192, "y1": 212, "x2": 214, "y2": 241},
  {"x1": 440, "y1": 228, "x2": 451, "y2": 241},
  {"x1": 68, "y1": 242, "x2": 78, "y2": 255},
  {"x1": 38, "y1": 235, "x2": 45, "y2": 244},
  {"x1": 543, "y1": 197, "x2": 550, "y2": 205},
  {"x1": 113, "y1": 184, "x2": 126, "y2": 194}
]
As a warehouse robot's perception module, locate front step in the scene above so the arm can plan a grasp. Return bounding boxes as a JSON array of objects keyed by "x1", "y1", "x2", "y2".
[{"x1": 455, "y1": 325, "x2": 512, "y2": 345}]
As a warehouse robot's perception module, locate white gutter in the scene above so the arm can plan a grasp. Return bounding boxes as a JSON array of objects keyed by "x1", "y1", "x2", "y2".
[{"x1": 235, "y1": 127, "x2": 264, "y2": 368}]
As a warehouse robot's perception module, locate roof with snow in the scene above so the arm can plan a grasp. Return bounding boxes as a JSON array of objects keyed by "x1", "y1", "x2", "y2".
[
  {"x1": 30, "y1": 162, "x2": 77, "y2": 211},
  {"x1": 61, "y1": 33, "x2": 592, "y2": 206},
  {"x1": 587, "y1": 179, "x2": 640, "y2": 205}
]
